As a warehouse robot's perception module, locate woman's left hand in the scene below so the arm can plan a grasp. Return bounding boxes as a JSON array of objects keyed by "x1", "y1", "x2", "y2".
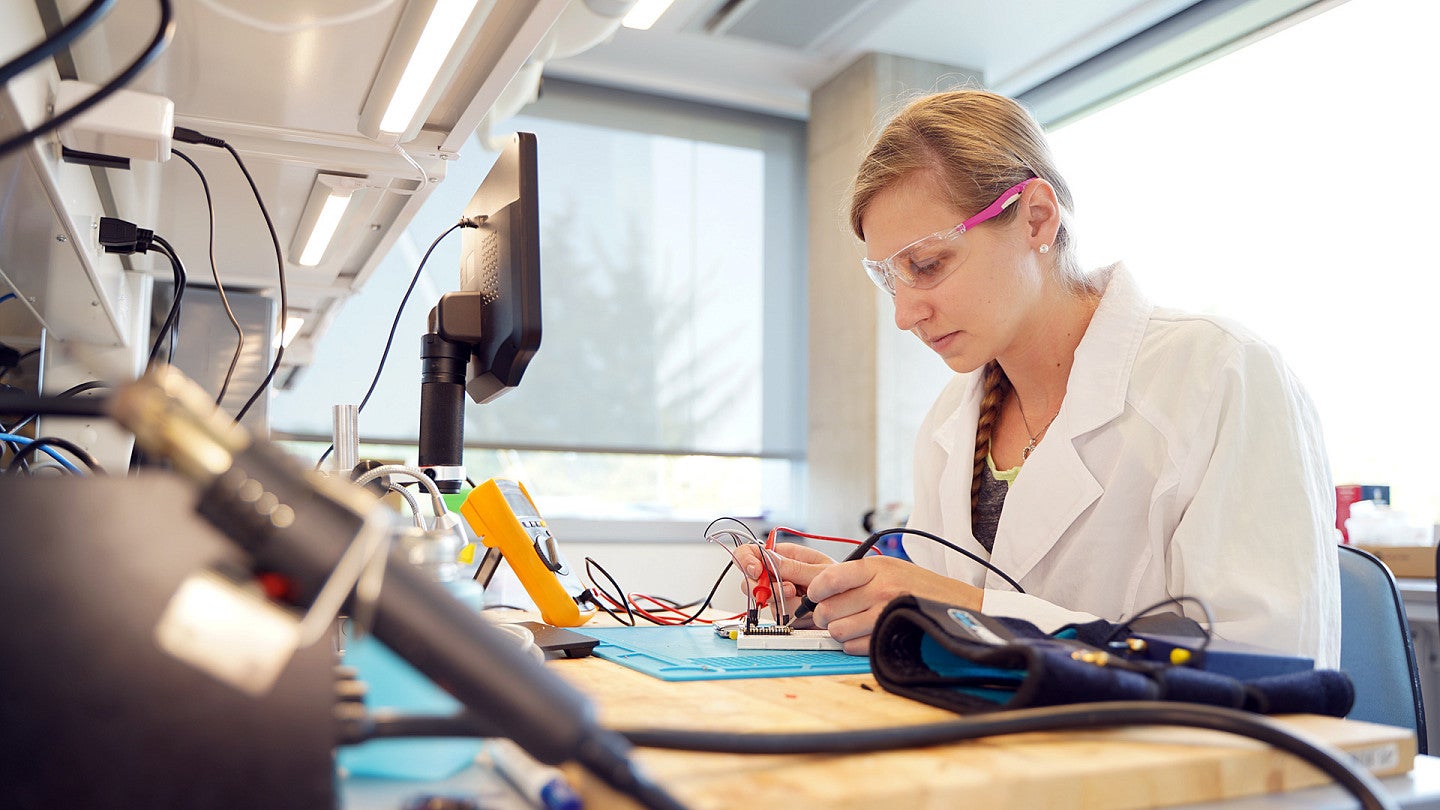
[{"x1": 806, "y1": 557, "x2": 983, "y2": 655}]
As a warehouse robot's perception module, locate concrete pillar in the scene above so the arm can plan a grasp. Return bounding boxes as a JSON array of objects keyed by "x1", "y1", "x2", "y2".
[{"x1": 805, "y1": 54, "x2": 982, "y2": 537}]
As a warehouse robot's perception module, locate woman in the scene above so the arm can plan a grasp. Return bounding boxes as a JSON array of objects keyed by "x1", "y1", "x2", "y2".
[{"x1": 744, "y1": 89, "x2": 1340, "y2": 667}]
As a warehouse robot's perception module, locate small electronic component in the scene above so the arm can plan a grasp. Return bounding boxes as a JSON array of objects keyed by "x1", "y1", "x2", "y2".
[{"x1": 736, "y1": 629, "x2": 843, "y2": 651}]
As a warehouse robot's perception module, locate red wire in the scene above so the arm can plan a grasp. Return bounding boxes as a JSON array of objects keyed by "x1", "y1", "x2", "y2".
[
  {"x1": 767, "y1": 526, "x2": 880, "y2": 553},
  {"x1": 627, "y1": 592, "x2": 744, "y2": 625}
]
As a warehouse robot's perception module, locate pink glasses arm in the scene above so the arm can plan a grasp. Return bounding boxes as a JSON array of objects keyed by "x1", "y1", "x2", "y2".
[{"x1": 958, "y1": 178, "x2": 1035, "y2": 232}]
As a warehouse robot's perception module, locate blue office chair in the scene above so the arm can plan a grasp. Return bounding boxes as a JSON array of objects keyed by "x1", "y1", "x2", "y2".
[{"x1": 1338, "y1": 544, "x2": 1427, "y2": 753}]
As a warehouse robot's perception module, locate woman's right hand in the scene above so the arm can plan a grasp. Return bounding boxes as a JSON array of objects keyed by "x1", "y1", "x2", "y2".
[{"x1": 732, "y1": 541, "x2": 836, "y2": 606}]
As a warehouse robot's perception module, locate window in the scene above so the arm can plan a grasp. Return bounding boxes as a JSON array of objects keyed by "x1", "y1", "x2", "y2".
[
  {"x1": 272, "y1": 81, "x2": 807, "y2": 524},
  {"x1": 1048, "y1": 0, "x2": 1440, "y2": 524}
]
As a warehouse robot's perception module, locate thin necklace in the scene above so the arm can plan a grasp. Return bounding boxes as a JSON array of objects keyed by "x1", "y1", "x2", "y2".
[{"x1": 1015, "y1": 396, "x2": 1060, "y2": 461}]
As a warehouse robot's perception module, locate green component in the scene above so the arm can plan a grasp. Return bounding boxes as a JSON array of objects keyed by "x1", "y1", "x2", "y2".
[{"x1": 442, "y1": 490, "x2": 471, "y2": 514}]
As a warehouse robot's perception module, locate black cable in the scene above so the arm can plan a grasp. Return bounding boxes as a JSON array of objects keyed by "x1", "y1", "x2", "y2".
[
  {"x1": 677, "y1": 560, "x2": 734, "y2": 625},
  {"x1": 5, "y1": 435, "x2": 104, "y2": 475},
  {"x1": 1103, "y1": 595, "x2": 1217, "y2": 653},
  {"x1": 881, "y1": 527, "x2": 1026, "y2": 593},
  {"x1": 1, "y1": 381, "x2": 111, "y2": 474},
  {"x1": 583, "y1": 557, "x2": 735, "y2": 627},
  {"x1": 791, "y1": 527, "x2": 1022, "y2": 621},
  {"x1": 704, "y1": 516, "x2": 759, "y2": 540},
  {"x1": 0, "y1": 348, "x2": 41, "y2": 382},
  {"x1": 219, "y1": 143, "x2": 286, "y2": 423},
  {"x1": 0, "y1": 0, "x2": 174, "y2": 162},
  {"x1": 314, "y1": 221, "x2": 468, "y2": 469},
  {"x1": 0, "y1": 0, "x2": 114, "y2": 86},
  {"x1": 170, "y1": 148, "x2": 244, "y2": 405},
  {"x1": 621, "y1": 702, "x2": 1396, "y2": 810},
  {"x1": 352, "y1": 701, "x2": 1394, "y2": 810},
  {"x1": 584, "y1": 557, "x2": 635, "y2": 626},
  {"x1": 146, "y1": 236, "x2": 186, "y2": 364},
  {"x1": 2, "y1": 381, "x2": 112, "y2": 434}
]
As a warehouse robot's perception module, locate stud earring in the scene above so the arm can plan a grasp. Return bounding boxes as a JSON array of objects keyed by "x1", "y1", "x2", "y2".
[{"x1": 1039, "y1": 243, "x2": 1050, "y2": 254}]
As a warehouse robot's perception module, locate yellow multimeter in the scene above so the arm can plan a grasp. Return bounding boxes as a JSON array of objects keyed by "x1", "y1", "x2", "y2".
[{"x1": 459, "y1": 478, "x2": 596, "y2": 627}]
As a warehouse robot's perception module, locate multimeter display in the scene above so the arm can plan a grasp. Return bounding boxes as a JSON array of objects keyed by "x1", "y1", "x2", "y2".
[
  {"x1": 460, "y1": 478, "x2": 595, "y2": 627},
  {"x1": 498, "y1": 481, "x2": 540, "y2": 518}
]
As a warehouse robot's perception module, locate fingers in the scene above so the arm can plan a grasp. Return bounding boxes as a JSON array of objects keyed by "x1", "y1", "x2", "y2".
[
  {"x1": 805, "y1": 557, "x2": 887, "y2": 604},
  {"x1": 742, "y1": 544, "x2": 831, "y2": 590}
]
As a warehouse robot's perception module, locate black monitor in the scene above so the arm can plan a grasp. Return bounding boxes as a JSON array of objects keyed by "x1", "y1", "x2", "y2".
[
  {"x1": 420, "y1": 132, "x2": 542, "y2": 491},
  {"x1": 453, "y1": 131, "x2": 541, "y2": 404}
]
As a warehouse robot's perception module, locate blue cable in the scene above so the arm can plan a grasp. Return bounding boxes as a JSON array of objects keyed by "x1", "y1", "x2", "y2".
[
  {"x1": 0, "y1": 433, "x2": 82, "y2": 473},
  {"x1": 0, "y1": 293, "x2": 15, "y2": 305}
]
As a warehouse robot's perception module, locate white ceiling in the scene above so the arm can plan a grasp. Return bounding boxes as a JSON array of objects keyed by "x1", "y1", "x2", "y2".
[
  {"x1": 11, "y1": 0, "x2": 1294, "y2": 394},
  {"x1": 546, "y1": 0, "x2": 1200, "y2": 119}
]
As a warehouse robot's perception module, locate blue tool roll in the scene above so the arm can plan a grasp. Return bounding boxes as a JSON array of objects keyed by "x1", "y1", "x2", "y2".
[{"x1": 869, "y1": 596, "x2": 1353, "y2": 717}]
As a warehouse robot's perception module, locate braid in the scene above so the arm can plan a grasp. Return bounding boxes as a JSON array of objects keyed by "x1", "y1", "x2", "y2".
[{"x1": 971, "y1": 361, "x2": 1011, "y2": 519}]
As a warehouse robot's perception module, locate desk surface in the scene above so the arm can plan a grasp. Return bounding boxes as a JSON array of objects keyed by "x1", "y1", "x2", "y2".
[{"x1": 544, "y1": 651, "x2": 1416, "y2": 810}]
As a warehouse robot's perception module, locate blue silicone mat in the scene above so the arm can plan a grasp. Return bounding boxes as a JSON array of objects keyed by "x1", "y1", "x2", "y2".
[{"x1": 581, "y1": 625, "x2": 871, "y2": 681}]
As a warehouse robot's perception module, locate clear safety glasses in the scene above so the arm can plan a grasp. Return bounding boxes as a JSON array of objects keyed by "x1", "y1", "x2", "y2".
[{"x1": 862, "y1": 178, "x2": 1035, "y2": 295}]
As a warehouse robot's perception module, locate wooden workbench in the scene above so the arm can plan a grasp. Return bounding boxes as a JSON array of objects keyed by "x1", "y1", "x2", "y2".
[{"x1": 551, "y1": 653, "x2": 1416, "y2": 810}]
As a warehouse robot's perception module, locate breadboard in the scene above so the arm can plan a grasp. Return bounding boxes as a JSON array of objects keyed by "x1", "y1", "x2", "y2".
[
  {"x1": 581, "y1": 625, "x2": 869, "y2": 681},
  {"x1": 736, "y1": 629, "x2": 844, "y2": 651}
]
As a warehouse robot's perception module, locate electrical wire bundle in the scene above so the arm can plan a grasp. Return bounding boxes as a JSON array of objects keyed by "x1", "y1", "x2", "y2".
[
  {"x1": 582, "y1": 554, "x2": 741, "y2": 627},
  {"x1": 0, "y1": 380, "x2": 109, "y2": 475},
  {"x1": 0, "y1": 0, "x2": 175, "y2": 162}
]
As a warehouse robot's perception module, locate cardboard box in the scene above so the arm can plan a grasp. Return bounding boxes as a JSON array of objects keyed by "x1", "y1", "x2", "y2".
[{"x1": 1353, "y1": 544, "x2": 1436, "y2": 579}]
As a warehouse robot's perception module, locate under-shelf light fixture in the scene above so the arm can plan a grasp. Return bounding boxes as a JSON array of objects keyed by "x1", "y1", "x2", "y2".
[
  {"x1": 292, "y1": 173, "x2": 366, "y2": 267},
  {"x1": 358, "y1": 0, "x2": 496, "y2": 143},
  {"x1": 280, "y1": 316, "x2": 305, "y2": 348},
  {"x1": 621, "y1": 0, "x2": 675, "y2": 30}
]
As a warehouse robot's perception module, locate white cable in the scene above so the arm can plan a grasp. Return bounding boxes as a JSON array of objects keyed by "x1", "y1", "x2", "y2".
[
  {"x1": 386, "y1": 483, "x2": 426, "y2": 528},
  {"x1": 393, "y1": 144, "x2": 429, "y2": 195},
  {"x1": 195, "y1": 0, "x2": 399, "y2": 35},
  {"x1": 353, "y1": 464, "x2": 449, "y2": 520}
]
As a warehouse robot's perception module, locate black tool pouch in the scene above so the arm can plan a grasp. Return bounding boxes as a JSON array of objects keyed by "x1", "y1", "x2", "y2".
[{"x1": 869, "y1": 596, "x2": 1353, "y2": 717}]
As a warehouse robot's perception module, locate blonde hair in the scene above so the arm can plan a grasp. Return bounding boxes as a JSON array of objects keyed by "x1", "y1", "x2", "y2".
[
  {"x1": 847, "y1": 90, "x2": 1096, "y2": 521},
  {"x1": 848, "y1": 89, "x2": 1090, "y2": 292},
  {"x1": 972, "y1": 361, "x2": 1011, "y2": 516}
]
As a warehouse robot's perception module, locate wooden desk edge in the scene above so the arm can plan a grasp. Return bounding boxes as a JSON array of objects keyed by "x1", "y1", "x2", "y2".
[{"x1": 551, "y1": 654, "x2": 1417, "y2": 810}]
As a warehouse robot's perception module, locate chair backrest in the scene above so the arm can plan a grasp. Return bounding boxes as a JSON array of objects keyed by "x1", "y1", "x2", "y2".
[{"x1": 1337, "y1": 544, "x2": 1427, "y2": 753}]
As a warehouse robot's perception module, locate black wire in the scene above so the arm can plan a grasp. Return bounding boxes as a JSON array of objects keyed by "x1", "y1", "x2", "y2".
[
  {"x1": 221, "y1": 143, "x2": 286, "y2": 423},
  {"x1": 1103, "y1": 595, "x2": 1217, "y2": 653},
  {"x1": 583, "y1": 556, "x2": 736, "y2": 627},
  {"x1": 0, "y1": 443, "x2": 28, "y2": 475},
  {"x1": 0, "y1": 0, "x2": 115, "y2": 85},
  {"x1": 0, "y1": 0, "x2": 174, "y2": 162},
  {"x1": 3, "y1": 380, "x2": 111, "y2": 435},
  {"x1": 676, "y1": 560, "x2": 734, "y2": 625},
  {"x1": 170, "y1": 148, "x2": 244, "y2": 406},
  {"x1": 0, "y1": 348, "x2": 41, "y2": 382},
  {"x1": 351, "y1": 700, "x2": 1394, "y2": 810},
  {"x1": 584, "y1": 557, "x2": 635, "y2": 626},
  {"x1": 704, "y1": 516, "x2": 758, "y2": 540},
  {"x1": 315, "y1": 221, "x2": 466, "y2": 469},
  {"x1": 619, "y1": 702, "x2": 1397, "y2": 810},
  {"x1": 5, "y1": 435, "x2": 104, "y2": 475},
  {"x1": 877, "y1": 527, "x2": 1026, "y2": 594},
  {"x1": 146, "y1": 237, "x2": 186, "y2": 364}
]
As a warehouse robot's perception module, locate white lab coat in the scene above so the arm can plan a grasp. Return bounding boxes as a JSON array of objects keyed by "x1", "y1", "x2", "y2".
[{"x1": 904, "y1": 264, "x2": 1342, "y2": 668}]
